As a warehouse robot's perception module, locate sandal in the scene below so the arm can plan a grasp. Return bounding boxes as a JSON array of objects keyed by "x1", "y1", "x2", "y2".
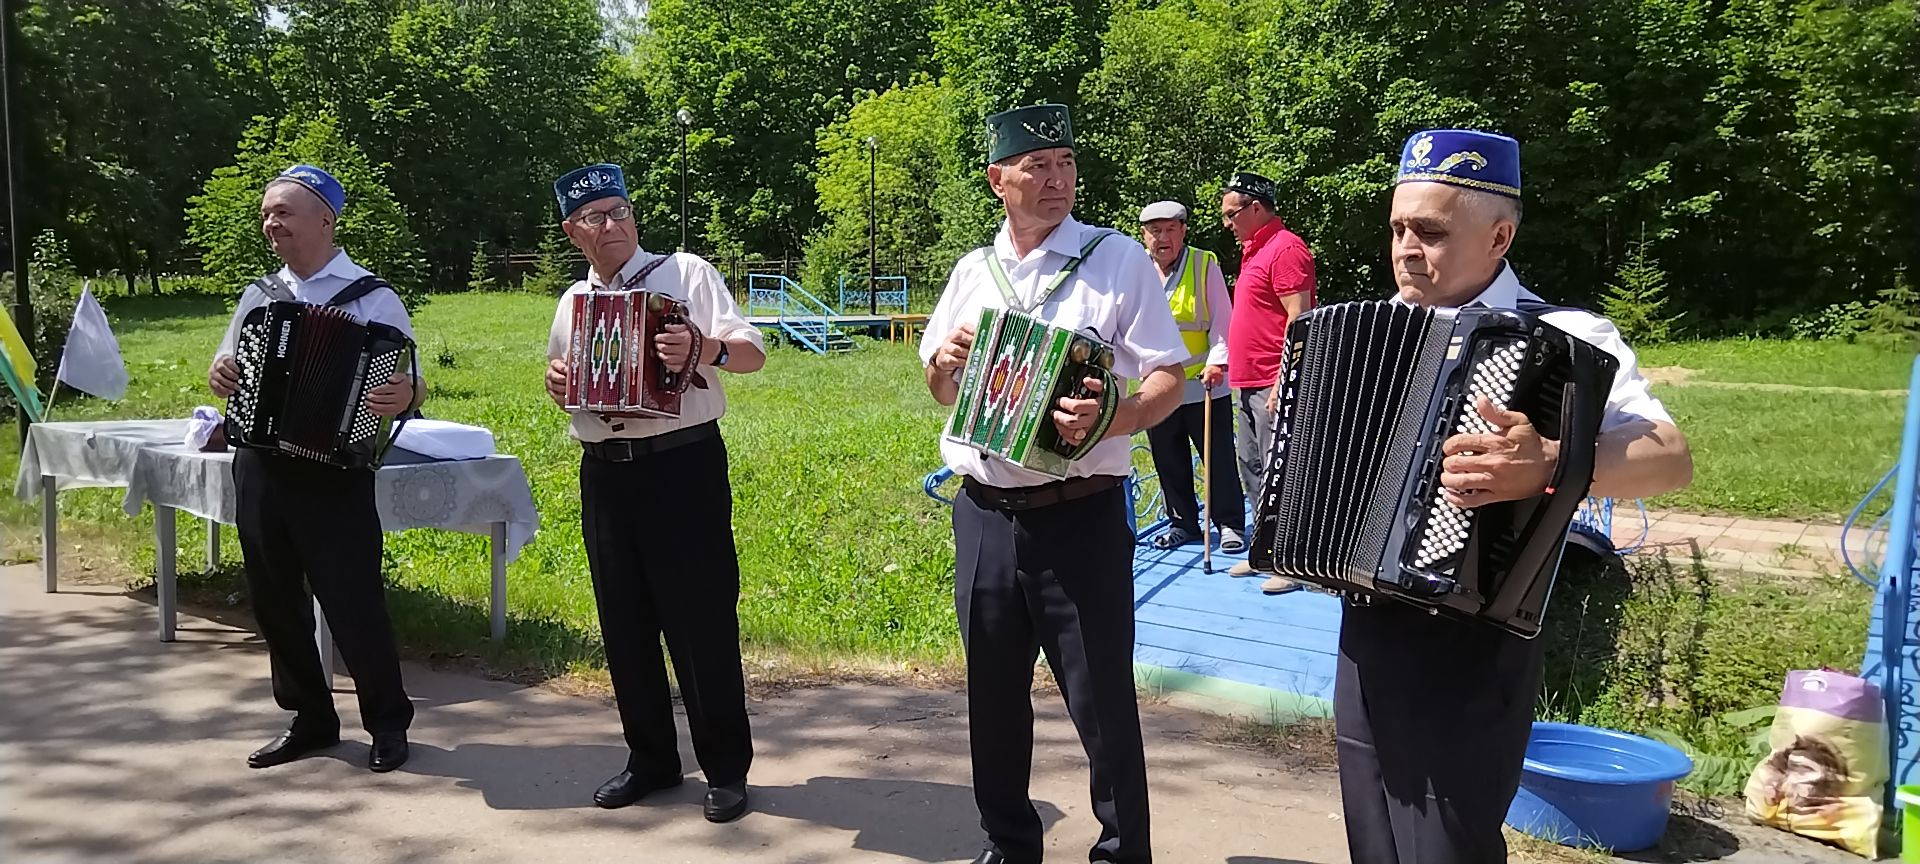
[
  {"x1": 1152, "y1": 526, "x2": 1202, "y2": 550},
  {"x1": 1219, "y1": 528, "x2": 1247, "y2": 554}
]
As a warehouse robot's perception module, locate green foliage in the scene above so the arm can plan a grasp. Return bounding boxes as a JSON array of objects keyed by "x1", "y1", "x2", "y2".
[
  {"x1": 185, "y1": 114, "x2": 426, "y2": 309},
  {"x1": 1861, "y1": 271, "x2": 1920, "y2": 346},
  {"x1": 1539, "y1": 553, "x2": 1869, "y2": 795},
  {"x1": 1790, "y1": 301, "x2": 1872, "y2": 342},
  {"x1": 1599, "y1": 242, "x2": 1684, "y2": 344},
  {"x1": 524, "y1": 233, "x2": 577, "y2": 296},
  {"x1": 467, "y1": 242, "x2": 500, "y2": 293}
]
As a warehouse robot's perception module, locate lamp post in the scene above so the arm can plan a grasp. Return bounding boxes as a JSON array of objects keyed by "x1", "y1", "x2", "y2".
[
  {"x1": 865, "y1": 135, "x2": 877, "y2": 316},
  {"x1": 1, "y1": 0, "x2": 29, "y2": 445},
  {"x1": 675, "y1": 108, "x2": 692, "y2": 252}
]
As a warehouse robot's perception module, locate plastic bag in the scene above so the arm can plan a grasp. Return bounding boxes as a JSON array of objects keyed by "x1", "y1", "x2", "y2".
[
  {"x1": 185, "y1": 406, "x2": 227, "y2": 452},
  {"x1": 1743, "y1": 669, "x2": 1886, "y2": 857}
]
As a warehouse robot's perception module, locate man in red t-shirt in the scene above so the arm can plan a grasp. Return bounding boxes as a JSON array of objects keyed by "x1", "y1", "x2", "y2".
[{"x1": 1219, "y1": 171, "x2": 1315, "y2": 592}]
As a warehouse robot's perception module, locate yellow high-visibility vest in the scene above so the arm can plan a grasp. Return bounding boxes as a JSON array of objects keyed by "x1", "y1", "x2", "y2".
[{"x1": 1165, "y1": 248, "x2": 1216, "y2": 380}]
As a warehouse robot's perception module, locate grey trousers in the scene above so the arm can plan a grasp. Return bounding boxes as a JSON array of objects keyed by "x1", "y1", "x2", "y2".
[{"x1": 1234, "y1": 386, "x2": 1275, "y2": 504}]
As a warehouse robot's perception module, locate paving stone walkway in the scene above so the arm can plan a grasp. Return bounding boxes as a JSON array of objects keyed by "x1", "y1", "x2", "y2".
[{"x1": 1603, "y1": 505, "x2": 1877, "y2": 578}]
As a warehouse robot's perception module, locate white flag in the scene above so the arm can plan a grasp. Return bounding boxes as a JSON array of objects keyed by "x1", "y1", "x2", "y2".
[{"x1": 57, "y1": 281, "x2": 129, "y2": 401}]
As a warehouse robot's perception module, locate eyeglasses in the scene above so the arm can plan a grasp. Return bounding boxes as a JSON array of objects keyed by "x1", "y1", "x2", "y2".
[
  {"x1": 573, "y1": 204, "x2": 634, "y2": 228},
  {"x1": 1220, "y1": 203, "x2": 1251, "y2": 225}
]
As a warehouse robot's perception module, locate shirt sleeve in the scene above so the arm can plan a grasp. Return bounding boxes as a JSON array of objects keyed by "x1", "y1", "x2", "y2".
[
  {"x1": 919, "y1": 255, "x2": 973, "y2": 367},
  {"x1": 361, "y1": 290, "x2": 415, "y2": 341},
  {"x1": 1110, "y1": 241, "x2": 1187, "y2": 380},
  {"x1": 213, "y1": 291, "x2": 256, "y2": 363},
  {"x1": 1205, "y1": 254, "x2": 1231, "y2": 366},
  {"x1": 1542, "y1": 309, "x2": 1675, "y2": 433},
  {"x1": 547, "y1": 290, "x2": 574, "y2": 362},
  {"x1": 689, "y1": 255, "x2": 766, "y2": 353},
  {"x1": 1271, "y1": 242, "x2": 1316, "y2": 298}
]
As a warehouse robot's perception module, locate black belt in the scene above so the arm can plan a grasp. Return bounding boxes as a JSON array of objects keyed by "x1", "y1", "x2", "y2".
[
  {"x1": 962, "y1": 474, "x2": 1123, "y2": 511},
  {"x1": 581, "y1": 421, "x2": 719, "y2": 462}
]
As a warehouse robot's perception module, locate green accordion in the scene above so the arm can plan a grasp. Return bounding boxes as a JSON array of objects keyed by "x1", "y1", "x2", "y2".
[{"x1": 944, "y1": 307, "x2": 1121, "y2": 480}]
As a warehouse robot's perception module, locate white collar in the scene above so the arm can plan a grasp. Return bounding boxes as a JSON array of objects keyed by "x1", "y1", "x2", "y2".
[
  {"x1": 993, "y1": 214, "x2": 1089, "y2": 266},
  {"x1": 1388, "y1": 260, "x2": 1524, "y2": 310},
  {"x1": 588, "y1": 247, "x2": 659, "y2": 290}
]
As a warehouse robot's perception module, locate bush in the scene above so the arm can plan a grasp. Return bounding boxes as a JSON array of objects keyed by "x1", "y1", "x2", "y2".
[
  {"x1": 1539, "y1": 552, "x2": 1869, "y2": 796},
  {"x1": 1789, "y1": 301, "x2": 1871, "y2": 342},
  {"x1": 186, "y1": 113, "x2": 427, "y2": 310},
  {"x1": 467, "y1": 242, "x2": 501, "y2": 292},
  {"x1": 1598, "y1": 242, "x2": 1684, "y2": 344},
  {"x1": 523, "y1": 233, "x2": 578, "y2": 295}
]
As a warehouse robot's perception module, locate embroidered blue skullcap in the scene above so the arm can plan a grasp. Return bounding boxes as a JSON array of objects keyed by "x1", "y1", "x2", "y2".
[
  {"x1": 554, "y1": 164, "x2": 628, "y2": 219},
  {"x1": 1395, "y1": 129, "x2": 1521, "y2": 200},
  {"x1": 270, "y1": 164, "x2": 345, "y2": 216}
]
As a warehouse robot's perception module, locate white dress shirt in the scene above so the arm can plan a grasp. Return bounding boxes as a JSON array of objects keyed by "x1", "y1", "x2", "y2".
[
  {"x1": 214, "y1": 249, "x2": 415, "y2": 362},
  {"x1": 1405, "y1": 261, "x2": 1674, "y2": 433},
  {"x1": 1157, "y1": 246, "x2": 1232, "y2": 405},
  {"x1": 920, "y1": 215, "x2": 1188, "y2": 488},
  {"x1": 547, "y1": 247, "x2": 766, "y2": 443}
]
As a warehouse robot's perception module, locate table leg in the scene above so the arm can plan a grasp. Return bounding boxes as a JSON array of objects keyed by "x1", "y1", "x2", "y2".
[
  {"x1": 155, "y1": 505, "x2": 177, "y2": 642},
  {"x1": 205, "y1": 518, "x2": 220, "y2": 574},
  {"x1": 315, "y1": 598, "x2": 335, "y2": 684},
  {"x1": 40, "y1": 475, "x2": 56, "y2": 593},
  {"x1": 490, "y1": 522, "x2": 507, "y2": 642}
]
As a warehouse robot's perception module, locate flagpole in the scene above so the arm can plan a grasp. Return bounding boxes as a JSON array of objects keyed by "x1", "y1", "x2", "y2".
[{"x1": 1, "y1": 0, "x2": 31, "y2": 446}]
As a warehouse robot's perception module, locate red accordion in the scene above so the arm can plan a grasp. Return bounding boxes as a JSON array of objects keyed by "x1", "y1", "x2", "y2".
[{"x1": 563, "y1": 290, "x2": 704, "y2": 419}]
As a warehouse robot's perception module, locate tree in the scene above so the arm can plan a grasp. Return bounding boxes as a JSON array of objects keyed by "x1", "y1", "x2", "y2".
[
  {"x1": 185, "y1": 114, "x2": 426, "y2": 308},
  {"x1": 467, "y1": 242, "x2": 499, "y2": 293},
  {"x1": 17, "y1": 0, "x2": 275, "y2": 284},
  {"x1": 1599, "y1": 241, "x2": 1683, "y2": 344}
]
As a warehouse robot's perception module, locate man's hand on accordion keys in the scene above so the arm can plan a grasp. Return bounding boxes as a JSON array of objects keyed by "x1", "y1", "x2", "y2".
[
  {"x1": 545, "y1": 358, "x2": 569, "y2": 407},
  {"x1": 364, "y1": 373, "x2": 416, "y2": 418},
  {"x1": 1438, "y1": 395, "x2": 1561, "y2": 507},
  {"x1": 931, "y1": 323, "x2": 976, "y2": 376},
  {"x1": 655, "y1": 320, "x2": 703, "y2": 370},
  {"x1": 1053, "y1": 376, "x2": 1110, "y2": 448},
  {"x1": 209, "y1": 355, "x2": 241, "y2": 398}
]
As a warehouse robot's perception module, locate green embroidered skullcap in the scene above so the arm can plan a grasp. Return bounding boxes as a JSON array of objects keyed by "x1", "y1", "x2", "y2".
[{"x1": 985, "y1": 103, "x2": 1075, "y2": 165}]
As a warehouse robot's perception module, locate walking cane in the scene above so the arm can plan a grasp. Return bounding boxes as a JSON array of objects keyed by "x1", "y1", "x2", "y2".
[{"x1": 1202, "y1": 379, "x2": 1213, "y2": 575}]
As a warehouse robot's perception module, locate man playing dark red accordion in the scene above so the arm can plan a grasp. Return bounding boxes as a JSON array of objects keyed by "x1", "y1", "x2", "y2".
[{"x1": 543, "y1": 163, "x2": 767, "y2": 824}]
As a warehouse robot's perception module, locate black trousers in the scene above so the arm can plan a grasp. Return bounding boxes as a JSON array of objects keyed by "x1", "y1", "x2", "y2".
[
  {"x1": 953, "y1": 482, "x2": 1150, "y2": 864},
  {"x1": 1143, "y1": 394, "x2": 1244, "y2": 535},
  {"x1": 234, "y1": 448, "x2": 413, "y2": 735},
  {"x1": 580, "y1": 433, "x2": 752, "y2": 787},
  {"x1": 1334, "y1": 600, "x2": 1546, "y2": 863}
]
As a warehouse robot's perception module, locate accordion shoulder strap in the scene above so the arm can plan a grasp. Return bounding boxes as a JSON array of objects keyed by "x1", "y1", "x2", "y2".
[
  {"x1": 249, "y1": 273, "x2": 296, "y2": 303},
  {"x1": 326, "y1": 275, "x2": 394, "y2": 309},
  {"x1": 980, "y1": 229, "x2": 1118, "y2": 313},
  {"x1": 615, "y1": 254, "x2": 673, "y2": 291}
]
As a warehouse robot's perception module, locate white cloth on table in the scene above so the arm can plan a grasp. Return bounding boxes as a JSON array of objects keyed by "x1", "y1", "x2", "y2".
[
  {"x1": 391, "y1": 419, "x2": 496, "y2": 461},
  {"x1": 14, "y1": 419, "x2": 542, "y2": 563}
]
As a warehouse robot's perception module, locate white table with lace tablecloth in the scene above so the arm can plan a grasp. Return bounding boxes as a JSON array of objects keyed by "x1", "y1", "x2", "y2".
[{"x1": 15, "y1": 420, "x2": 540, "y2": 663}]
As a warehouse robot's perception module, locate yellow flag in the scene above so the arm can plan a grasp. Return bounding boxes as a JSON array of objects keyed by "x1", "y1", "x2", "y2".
[{"x1": 0, "y1": 305, "x2": 35, "y2": 383}]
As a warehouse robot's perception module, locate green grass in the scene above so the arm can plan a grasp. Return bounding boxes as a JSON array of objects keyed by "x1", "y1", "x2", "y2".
[
  {"x1": 1, "y1": 291, "x2": 967, "y2": 677},
  {"x1": 1639, "y1": 338, "x2": 1915, "y2": 390},
  {"x1": 0, "y1": 292, "x2": 1905, "y2": 680},
  {"x1": 1646, "y1": 385, "x2": 1904, "y2": 519}
]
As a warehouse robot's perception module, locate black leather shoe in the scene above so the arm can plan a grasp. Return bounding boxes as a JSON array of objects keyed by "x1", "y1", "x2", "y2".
[
  {"x1": 247, "y1": 728, "x2": 339, "y2": 769},
  {"x1": 593, "y1": 769, "x2": 684, "y2": 809},
  {"x1": 368, "y1": 732, "x2": 409, "y2": 773},
  {"x1": 703, "y1": 781, "x2": 748, "y2": 822}
]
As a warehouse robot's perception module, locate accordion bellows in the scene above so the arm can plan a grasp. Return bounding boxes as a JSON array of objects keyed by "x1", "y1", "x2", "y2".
[
  {"x1": 225, "y1": 301, "x2": 414, "y2": 469},
  {"x1": 944, "y1": 307, "x2": 1120, "y2": 480},
  {"x1": 1248, "y1": 300, "x2": 1617, "y2": 637},
  {"x1": 563, "y1": 290, "x2": 700, "y2": 419}
]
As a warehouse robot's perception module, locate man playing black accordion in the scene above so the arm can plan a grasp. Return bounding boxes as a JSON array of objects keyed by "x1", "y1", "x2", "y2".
[
  {"x1": 542, "y1": 163, "x2": 766, "y2": 823},
  {"x1": 207, "y1": 164, "x2": 424, "y2": 774},
  {"x1": 921, "y1": 103, "x2": 1187, "y2": 864},
  {"x1": 1320, "y1": 129, "x2": 1694, "y2": 863}
]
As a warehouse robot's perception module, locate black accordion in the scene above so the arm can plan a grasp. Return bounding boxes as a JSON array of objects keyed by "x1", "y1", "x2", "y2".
[
  {"x1": 1247, "y1": 300, "x2": 1618, "y2": 638},
  {"x1": 225, "y1": 300, "x2": 416, "y2": 469}
]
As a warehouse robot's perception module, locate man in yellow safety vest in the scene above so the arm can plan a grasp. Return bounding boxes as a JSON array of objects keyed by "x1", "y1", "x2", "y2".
[{"x1": 1138, "y1": 200, "x2": 1244, "y2": 554}]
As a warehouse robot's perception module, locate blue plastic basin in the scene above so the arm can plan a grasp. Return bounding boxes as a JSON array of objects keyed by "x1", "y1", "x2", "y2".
[{"x1": 1504, "y1": 722, "x2": 1694, "y2": 852}]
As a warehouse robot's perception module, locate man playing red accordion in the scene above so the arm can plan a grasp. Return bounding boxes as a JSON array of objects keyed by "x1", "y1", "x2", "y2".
[{"x1": 542, "y1": 163, "x2": 766, "y2": 824}]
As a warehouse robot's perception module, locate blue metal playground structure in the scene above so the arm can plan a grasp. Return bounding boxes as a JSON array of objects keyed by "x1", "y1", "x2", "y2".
[
  {"x1": 925, "y1": 356, "x2": 1920, "y2": 833},
  {"x1": 742, "y1": 273, "x2": 913, "y2": 354}
]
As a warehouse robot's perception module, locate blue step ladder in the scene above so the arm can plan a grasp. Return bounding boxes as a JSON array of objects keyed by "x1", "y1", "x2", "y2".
[
  {"x1": 1857, "y1": 355, "x2": 1920, "y2": 852},
  {"x1": 745, "y1": 274, "x2": 856, "y2": 355}
]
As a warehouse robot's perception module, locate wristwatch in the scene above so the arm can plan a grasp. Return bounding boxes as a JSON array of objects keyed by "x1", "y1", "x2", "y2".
[{"x1": 714, "y1": 343, "x2": 730, "y2": 369}]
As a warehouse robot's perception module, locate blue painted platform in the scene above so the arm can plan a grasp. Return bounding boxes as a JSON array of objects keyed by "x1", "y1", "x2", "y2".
[{"x1": 1129, "y1": 537, "x2": 1341, "y2": 719}]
